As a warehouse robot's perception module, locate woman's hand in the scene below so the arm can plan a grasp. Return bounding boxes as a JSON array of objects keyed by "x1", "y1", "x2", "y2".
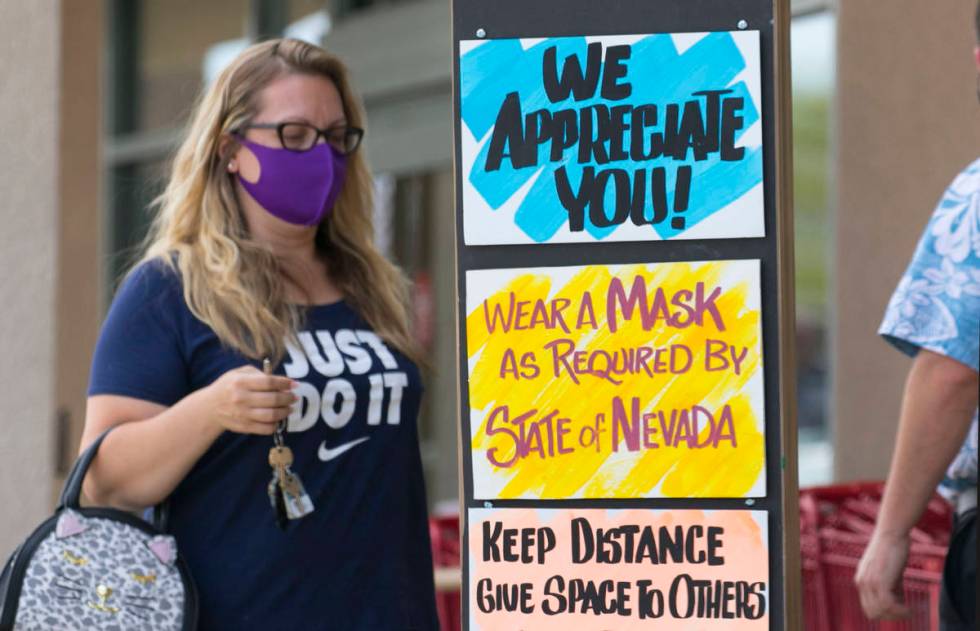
[{"x1": 203, "y1": 365, "x2": 298, "y2": 434}]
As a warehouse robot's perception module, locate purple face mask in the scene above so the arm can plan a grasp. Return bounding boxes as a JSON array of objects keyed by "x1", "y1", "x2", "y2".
[{"x1": 235, "y1": 136, "x2": 347, "y2": 226}]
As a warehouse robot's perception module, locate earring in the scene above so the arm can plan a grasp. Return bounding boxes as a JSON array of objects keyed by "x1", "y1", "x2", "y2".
[{"x1": 227, "y1": 162, "x2": 236, "y2": 172}]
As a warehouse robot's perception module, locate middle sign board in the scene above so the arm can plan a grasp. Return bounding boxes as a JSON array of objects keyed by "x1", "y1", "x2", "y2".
[{"x1": 464, "y1": 259, "x2": 766, "y2": 500}]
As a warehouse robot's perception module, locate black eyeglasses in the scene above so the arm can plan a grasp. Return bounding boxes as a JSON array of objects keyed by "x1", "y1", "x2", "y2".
[{"x1": 237, "y1": 122, "x2": 364, "y2": 155}]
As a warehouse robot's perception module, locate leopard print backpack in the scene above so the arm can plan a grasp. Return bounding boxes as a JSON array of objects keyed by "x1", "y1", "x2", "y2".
[{"x1": 0, "y1": 429, "x2": 198, "y2": 630}]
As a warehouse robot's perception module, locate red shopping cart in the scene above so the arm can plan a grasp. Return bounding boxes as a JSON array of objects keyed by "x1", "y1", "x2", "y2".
[{"x1": 800, "y1": 482, "x2": 952, "y2": 631}]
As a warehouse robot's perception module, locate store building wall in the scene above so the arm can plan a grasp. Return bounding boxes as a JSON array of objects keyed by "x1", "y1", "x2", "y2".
[
  {"x1": 56, "y1": 0, "x2": 104, "y2": 503},
  {"x1": 0, "y1": 0, "x2": 61, "y2": 556},
  {"x1": 5, "y1": 1, "x2": 977, "y2": 559},
  {"x1": 832, "y1": 1, "x2": 980, "y2": 481}
]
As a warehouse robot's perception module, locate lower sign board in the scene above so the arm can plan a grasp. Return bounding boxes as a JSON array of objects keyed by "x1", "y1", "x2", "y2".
[
  {"x1": 468, "y1": 507, "x2": 770, "y2": 629},
  {"x1": 465, "y1": 260, "x2": 765, "y2": 500}
]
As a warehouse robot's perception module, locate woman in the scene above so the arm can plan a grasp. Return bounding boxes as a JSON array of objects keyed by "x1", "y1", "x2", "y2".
[{"x1": 80, "y1": 38, "x2": 439, "y2": 629}]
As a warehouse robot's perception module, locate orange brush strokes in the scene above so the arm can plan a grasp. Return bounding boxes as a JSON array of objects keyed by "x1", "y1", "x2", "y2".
[{"x1": 468, "y1": 508, "x2": 769, "y2": 630}]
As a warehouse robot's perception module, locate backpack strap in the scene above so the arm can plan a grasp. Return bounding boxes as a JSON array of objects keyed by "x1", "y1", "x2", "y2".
[
  {"x1": 152, "y1": 499, "x2": 171, "y2": 531},
  {"x1": 56, "y1": 427, "x2": 171, "y2": 532},
  {"x1": 56, "y1": 427, "x2": 112, "y2": 510}
]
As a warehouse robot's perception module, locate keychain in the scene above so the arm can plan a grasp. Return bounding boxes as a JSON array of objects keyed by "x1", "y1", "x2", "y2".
[{"x1": 264, "y1": 358, "x2": 315, "y2": 529}]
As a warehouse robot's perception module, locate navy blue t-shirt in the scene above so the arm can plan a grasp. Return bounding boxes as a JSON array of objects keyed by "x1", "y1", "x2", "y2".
[{"x1": 87, "y1": 258, "x2": 439, "y2": 630}]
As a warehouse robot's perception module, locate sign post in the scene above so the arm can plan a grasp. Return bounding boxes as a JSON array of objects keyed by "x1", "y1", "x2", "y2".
[{"x1": 451, "y1": 1, "x2": 798, "y2": 628}]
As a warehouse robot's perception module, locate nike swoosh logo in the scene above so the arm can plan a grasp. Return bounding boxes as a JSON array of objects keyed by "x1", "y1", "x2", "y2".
[{"x1": 318, "y1": 436, "x2": 370, "y2": 462}]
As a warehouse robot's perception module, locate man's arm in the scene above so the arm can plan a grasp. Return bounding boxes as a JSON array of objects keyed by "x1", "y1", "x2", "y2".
[{"x1": 855, "y1": 348, "x2": 978, "y2": 620}]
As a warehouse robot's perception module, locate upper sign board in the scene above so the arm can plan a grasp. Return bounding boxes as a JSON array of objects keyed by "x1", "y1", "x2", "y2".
[{"x1": 460, "y1": 31, "x2": 764, "y2": 245}]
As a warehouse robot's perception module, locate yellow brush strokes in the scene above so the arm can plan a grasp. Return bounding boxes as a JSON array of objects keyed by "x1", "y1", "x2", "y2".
[{"x1": 466, "y1": 262, "x2": 764, "y2": 499}]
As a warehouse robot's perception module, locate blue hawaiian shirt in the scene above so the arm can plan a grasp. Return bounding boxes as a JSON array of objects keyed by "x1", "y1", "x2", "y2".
[{"x1": 879, "y1": 157, "x2": 980, "y2": 503}]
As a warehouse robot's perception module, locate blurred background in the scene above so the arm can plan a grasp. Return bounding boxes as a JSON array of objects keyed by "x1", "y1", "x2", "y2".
[{"x1": 0, "y1": 0, "x2": 977, "y2": 582}]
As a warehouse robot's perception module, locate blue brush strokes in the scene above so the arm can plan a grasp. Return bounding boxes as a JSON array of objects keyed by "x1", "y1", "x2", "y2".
[{"x1": 460, "y1": 33, "x2": 762, "y2": 242}]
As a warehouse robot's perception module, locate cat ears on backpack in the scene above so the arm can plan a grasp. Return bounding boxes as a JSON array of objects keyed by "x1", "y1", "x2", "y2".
[
  {"x1": 147, "y1": 535, "x2": 177, "y2": 566},
  {"x1": 55, "y1": 509, "x2": 89, "y2": 539},
  {"x1": 55, "y1": 509, "x2": 178, "y2": 567}
]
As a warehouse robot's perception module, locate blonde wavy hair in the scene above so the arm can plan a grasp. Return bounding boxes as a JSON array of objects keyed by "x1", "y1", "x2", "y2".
[{"x1": 130, "y1": 38, "x2": 418, "y2": 366}]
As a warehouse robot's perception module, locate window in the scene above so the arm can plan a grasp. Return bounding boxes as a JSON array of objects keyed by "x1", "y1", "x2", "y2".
[{"x1": 106, "y1": 0, "x2": 251, "y2": 285}]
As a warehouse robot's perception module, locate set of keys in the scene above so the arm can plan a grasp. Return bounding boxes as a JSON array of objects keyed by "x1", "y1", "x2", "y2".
[{"x1": 264, "y1": 358, "x2": 315, "y2": 529}]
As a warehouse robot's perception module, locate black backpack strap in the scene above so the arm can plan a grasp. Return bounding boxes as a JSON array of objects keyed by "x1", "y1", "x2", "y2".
[
  {"x1": 57, "y1": 427, "x2": 113, "y2": 510},
  {"x1": 56, "y1": 427, "x2": 171, "y2": 532},
  {"x1": 152, "y1": 498, "x2": 171, "y2": 531}
]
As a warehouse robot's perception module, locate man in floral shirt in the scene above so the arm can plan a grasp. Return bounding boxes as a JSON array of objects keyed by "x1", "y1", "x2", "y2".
[
  {"x1": 856, "y1": 11, "x2": 980, "y2": 626},
  {"x1": 855, "y1": 154, "x2": 979, "y2": 629}
]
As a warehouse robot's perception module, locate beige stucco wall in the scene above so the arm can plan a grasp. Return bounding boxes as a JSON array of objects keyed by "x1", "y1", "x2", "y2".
[
  {"x1": 833, "y1": 1, "x2": 980, "y2": 481},
  {"x1": 0, "y1": 0, "x2": 60, "y2": 555}
]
